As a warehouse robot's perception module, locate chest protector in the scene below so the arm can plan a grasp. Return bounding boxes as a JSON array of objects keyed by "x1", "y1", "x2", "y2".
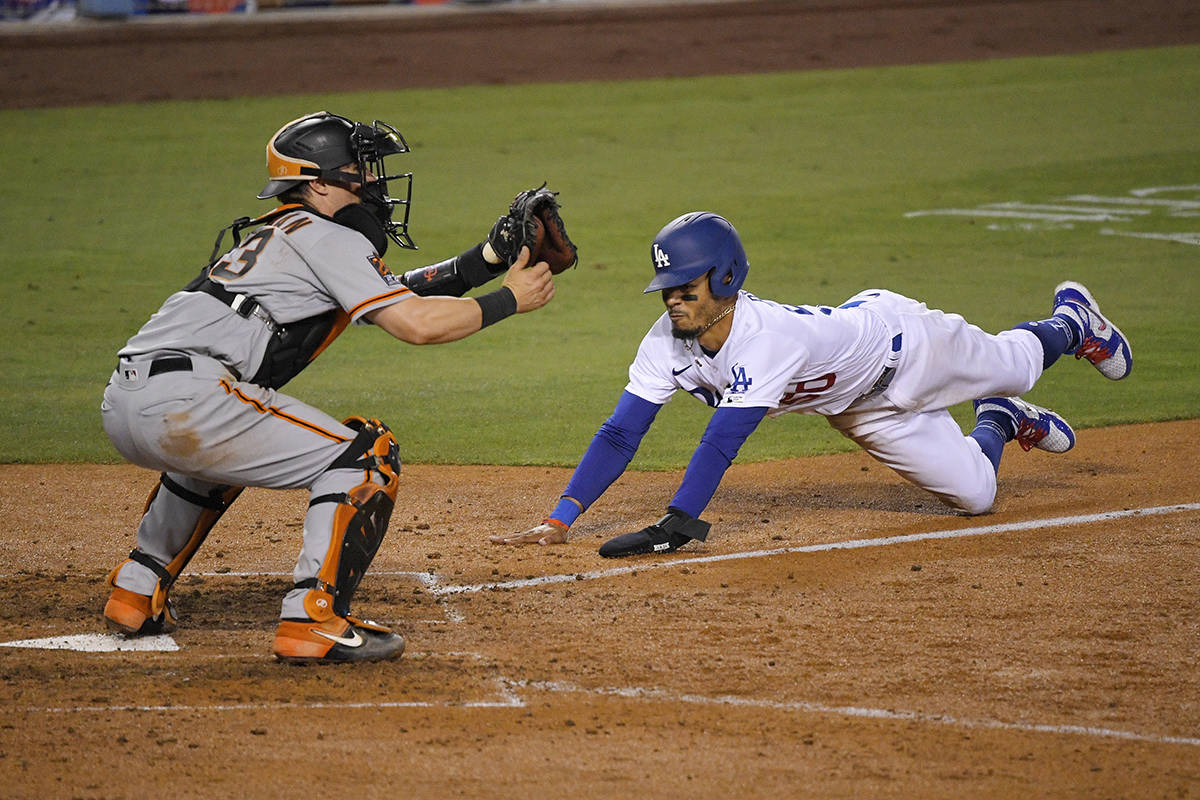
[{"x1": 184, "y1": 205, "x2": 352, "y2": 390}]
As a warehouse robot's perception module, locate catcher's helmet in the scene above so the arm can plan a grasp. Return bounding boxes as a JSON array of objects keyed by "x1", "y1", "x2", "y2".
[
  {"x1": 643, "y1": 212, "x2": 748, "y2": 297},
  {"x1": 257, "y1": 111, "x2": 417, "y2": 249}
]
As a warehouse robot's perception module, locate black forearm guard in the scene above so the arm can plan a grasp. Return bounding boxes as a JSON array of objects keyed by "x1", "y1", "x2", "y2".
[{"x1": 400, "y1": 244, "x2": 506, "y2": 297}]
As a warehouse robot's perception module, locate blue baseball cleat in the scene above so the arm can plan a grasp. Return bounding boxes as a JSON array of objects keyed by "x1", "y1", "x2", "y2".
[
  {"x1": 974, "y1": 396, "x2": 1076, "y2": 453},
  {"x1": 1052, "y1": 281, "x2": 1133, "y2": 380}
]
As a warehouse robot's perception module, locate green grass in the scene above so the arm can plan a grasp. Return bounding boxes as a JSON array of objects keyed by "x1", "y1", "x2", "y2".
[{"x1": 1, "y1": 46, "x2": 1197, "y2": 466}]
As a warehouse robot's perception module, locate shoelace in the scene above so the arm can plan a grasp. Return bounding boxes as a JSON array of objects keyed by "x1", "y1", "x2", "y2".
[
  {"x1": 1076, "y1": 337, "x2": 1114, "y2": 365},
  {"x1": 1014, "y1": 418, "x2": 1048, "y2": 452}
]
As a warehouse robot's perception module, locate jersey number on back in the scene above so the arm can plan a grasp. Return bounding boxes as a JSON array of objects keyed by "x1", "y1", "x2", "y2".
[{"x1": 210, "y1": 228, "x2": 276, "y2": 282}]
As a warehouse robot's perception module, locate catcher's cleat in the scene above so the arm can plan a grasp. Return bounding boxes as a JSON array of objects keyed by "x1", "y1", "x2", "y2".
[
  {"x1": 103, "y1": 586, "x2": 178, "y2": 636},
  {"x1": 273, "y1": 616, "x2": 404, "y2": 664},
  {"x1": 973, "y1": 396, "x2": 1076, "y2": 453},
  {"x1": 1052, "y1": 281, "x2": 1132, "y2": 380}
]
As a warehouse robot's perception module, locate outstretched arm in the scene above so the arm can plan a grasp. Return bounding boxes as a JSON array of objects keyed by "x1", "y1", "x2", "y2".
[
  {"x1": 596, "y1": 404, "x2": 768, "y2": 558},
  {"x1": 368, "y1": 247, "x2": 553, "y2": 345},
  {"x1": 489, "y1": 391, "x2": 661, "y2": 545},
  {"x1": 669, "y1": 405, "x2": 769, "y2": 517}
]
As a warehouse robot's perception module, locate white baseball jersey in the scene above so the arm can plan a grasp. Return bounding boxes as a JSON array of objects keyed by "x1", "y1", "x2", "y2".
[
  {"x1": 622, "y1": 287, "x2": 1045, "y2": 515},
  {"x1": 625, "y1": 291, "x2": 897, "y2": 417}
]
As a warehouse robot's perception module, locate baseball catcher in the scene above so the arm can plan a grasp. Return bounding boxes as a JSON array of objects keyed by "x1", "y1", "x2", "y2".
[
  {"x1": 490, "y1": 210, "x2": 1131, "y2": 557},
  {"x1": 102, "y1": 111, "x2": 565, "y2": 663}
]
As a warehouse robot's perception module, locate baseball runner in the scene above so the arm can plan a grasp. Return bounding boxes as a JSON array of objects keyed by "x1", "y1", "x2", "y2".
[
  {"x1": 490, "y1": 211, "x2": 1131, "y2": 557},
  {"x1": 101, "y1": 111, "x2": 572, "y2": 662}
]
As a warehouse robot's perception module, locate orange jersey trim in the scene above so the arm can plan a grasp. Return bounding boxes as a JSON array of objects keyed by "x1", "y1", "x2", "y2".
[
  {"x1": 219, "y1": 379, "x2": 350, "y2": 443},
  {"x1": 349, "y1": 286, "x2": 412, "y2": 319}
]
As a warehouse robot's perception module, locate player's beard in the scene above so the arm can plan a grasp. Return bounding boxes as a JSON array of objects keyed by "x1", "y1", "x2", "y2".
[{"x1": 670, "y1": 299, "x2": 733, "y2": 341}]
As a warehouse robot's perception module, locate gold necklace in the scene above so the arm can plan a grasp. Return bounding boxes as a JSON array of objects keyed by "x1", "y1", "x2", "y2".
[{"x1": 684, "y1": 303, "x2": 735, "y2": 353}]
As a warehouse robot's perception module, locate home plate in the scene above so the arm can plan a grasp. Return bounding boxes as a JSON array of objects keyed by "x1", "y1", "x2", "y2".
[{"x1": 0, "y1": 633, "x2": 179, "y2": 652}]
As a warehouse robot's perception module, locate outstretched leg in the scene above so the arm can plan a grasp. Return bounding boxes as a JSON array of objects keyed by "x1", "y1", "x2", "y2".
[
  {"x1": 973, "y1": 280, "x2": 1130, "y2": 475},
  {"x1": 1011, "y1": 281, "x2": 1132, "y2": 378}
]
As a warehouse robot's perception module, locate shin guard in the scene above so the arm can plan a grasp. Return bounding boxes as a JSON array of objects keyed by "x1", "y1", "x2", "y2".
[
  {"x1": 107, "y1": 474, "x2": 243, "y2": 629},
  {"x1": 298, "y1": 417, "x2": 401, "y2": 620}
]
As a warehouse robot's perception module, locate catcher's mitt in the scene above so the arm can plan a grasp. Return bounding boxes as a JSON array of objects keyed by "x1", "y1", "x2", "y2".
[{"x1": 487, "y1": 184, "x2": 578, "y2": 274}]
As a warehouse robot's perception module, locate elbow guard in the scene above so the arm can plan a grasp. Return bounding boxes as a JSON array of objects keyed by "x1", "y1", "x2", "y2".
[{"x1": 401, "y1": 244, "x2": 505, "y2": 297}]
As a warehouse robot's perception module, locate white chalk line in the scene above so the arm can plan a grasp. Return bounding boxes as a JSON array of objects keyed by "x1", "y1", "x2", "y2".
[
  {"x1": 15, "y1": 673, "x2": 1198, "y2": 748},
  {"x1": 513, "y1": 680, "x2": 1200, "y2": 748},
  {"x1": 17, "y1": 679, "x2": 524, "y2": 714},
  {"x1": 431, "y1": 503, "x2": 1200, "y2": 595},
  {"x1": 8, "y1": 504, "x2": 1197, "y2": 747},
  {"x1": 10, "y1": 504, "x2": 1192, "y2": 594}
]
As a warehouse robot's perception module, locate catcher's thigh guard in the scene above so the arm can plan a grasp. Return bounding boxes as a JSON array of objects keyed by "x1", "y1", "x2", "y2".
[
  {"x1": 108, "y1": 473, "x2": 244, "y2": 624},
  {"x1": 299, "y1": 417, "x2": 401, "y2": 620}
]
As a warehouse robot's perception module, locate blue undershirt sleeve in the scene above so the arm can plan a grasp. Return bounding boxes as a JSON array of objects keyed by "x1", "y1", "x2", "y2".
[
  {"x1": 548, "y1": 391, "x2": 662, "y2": 527},
  {"x1": 668, "y1": 405, "x2": 768, "y2": 517}
]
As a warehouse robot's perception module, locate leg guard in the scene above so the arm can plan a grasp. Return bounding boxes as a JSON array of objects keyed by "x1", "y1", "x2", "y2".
[
  {"x1": 296, "y1": 417, "x2": 400, "y2": 621},
  {"x1": 105, "y1": 474, "x2": 243, "y2": 635}
]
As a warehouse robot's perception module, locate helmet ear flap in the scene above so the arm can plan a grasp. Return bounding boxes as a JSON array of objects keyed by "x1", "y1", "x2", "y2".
[{"x1": 713, "y1": 268, "x2": 735, "y2": 294}]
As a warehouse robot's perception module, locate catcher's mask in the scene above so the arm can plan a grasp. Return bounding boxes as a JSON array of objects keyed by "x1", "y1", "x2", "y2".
[
  {"x1": 643, "y1": 211, "x2": 748, "y2": 298},
  {"x1": 257, "y1": 111, "x2": 417, "y2": 250}
]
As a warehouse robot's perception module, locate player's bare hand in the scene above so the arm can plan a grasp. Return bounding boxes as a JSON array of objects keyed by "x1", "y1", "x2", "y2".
[
  {"x1": 504, "y1": 246, "x2": 555, "y2": 313},
  {"x1": 488, "y1": 522, "x2": 568, "y2": 546}
]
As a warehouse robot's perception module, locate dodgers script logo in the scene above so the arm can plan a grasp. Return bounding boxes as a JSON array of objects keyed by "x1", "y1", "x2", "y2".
[{"x1": 652, "y1": 243, "x2": 671, "y2": 270}]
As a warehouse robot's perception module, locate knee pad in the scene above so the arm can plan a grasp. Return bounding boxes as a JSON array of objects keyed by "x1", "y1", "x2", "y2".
[{"x1": 300, "y1": 417, "x2": 401, "y2": 620}]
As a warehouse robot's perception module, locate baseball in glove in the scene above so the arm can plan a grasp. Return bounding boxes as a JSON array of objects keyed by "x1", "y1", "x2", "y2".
[{"x1": 485, "y1": 184, "x2": 578, "y2": 274}]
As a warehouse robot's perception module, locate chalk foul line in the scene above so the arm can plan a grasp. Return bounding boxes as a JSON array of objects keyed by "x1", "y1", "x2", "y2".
[
  {"x1": 432, "y1": 503, "x2": 1200, "y2": 595},
  {"x1": 15, "y1": 674, "x2": 1198, "y2": 748},
  {"x1": 512, "y1": 680, "x2": 1200, "y2": 748}
]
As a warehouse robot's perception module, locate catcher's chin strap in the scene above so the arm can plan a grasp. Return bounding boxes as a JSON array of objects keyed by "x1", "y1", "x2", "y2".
[
  {"x1": 298, "y1": 417, "x2": 401, "y2": 621},
  {"x1": 106, "y1": 474, "x2": 244, "y2": 618}
]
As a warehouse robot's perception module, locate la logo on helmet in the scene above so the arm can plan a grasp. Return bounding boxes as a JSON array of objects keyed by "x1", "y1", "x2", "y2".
[{"x1": 653, "y1": 243, "x2": 671, "y2": 270}]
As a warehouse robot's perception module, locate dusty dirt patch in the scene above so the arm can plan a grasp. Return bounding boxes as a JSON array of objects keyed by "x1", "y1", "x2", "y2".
[
  {"x1": 2, "y1": 420, "x2": 1199, "y2": 797},
  {"x1": 2, "y1": 0, "x2": 1199, "y2": 108},
  {"x1": 2, "y1": 1, "x2": 1199, "y2": 797}
]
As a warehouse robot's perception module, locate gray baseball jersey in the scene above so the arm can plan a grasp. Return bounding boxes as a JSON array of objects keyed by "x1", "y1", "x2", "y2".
[{"x1": 118, "y1": 207, "x2": 413, "y2": 377}]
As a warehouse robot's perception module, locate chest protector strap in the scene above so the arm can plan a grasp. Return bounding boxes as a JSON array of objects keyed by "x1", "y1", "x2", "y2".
[{"x1": 184, "y1": 205, "x2": 351, "y2": 390}]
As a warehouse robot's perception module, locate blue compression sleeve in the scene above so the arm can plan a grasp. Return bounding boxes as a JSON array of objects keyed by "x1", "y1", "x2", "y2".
[
  {"x1": 669, "y1": 405, "x2": 768, "y2": 517},
  {"x1": 549, "y1": 391, "x2": 661, "y2": 527}
]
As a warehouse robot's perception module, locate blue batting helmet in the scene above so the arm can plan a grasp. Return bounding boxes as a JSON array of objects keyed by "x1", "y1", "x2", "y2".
[{"x1": 643, "y1": 212, "x2": 749, "y2": 297}]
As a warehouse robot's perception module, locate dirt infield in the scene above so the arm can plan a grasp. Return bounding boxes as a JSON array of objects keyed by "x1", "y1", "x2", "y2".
[
  {"x1": 3, "y1": 420, "x2": 1199, "y2": 796},
  {"x1": 3, "y1": 0, "x2": 1200, "y2": 108},
  {"x1": 3, "y1": 1, "x2": 1199, "y2": 797}
]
